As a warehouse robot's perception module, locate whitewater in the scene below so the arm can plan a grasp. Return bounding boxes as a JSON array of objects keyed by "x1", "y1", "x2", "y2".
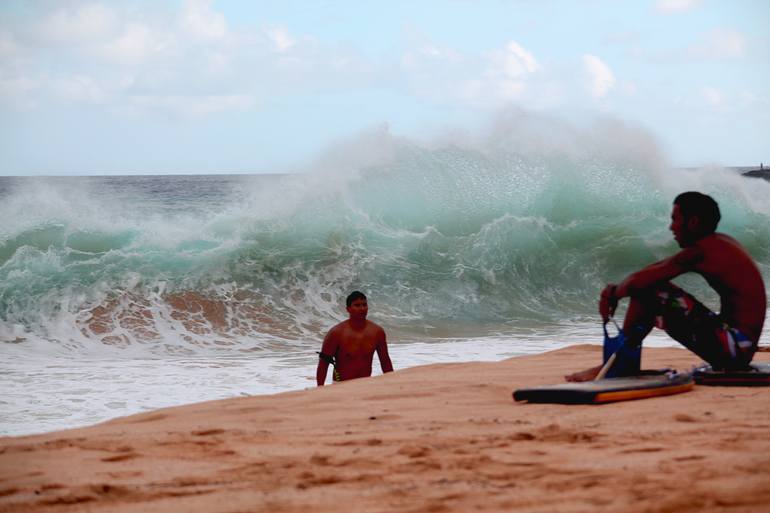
[{"x1": 2, "y1": 116, "x2": 769, "y2": 436}]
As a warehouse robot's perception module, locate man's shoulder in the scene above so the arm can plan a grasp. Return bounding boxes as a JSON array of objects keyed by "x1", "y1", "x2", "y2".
[
  {"x1": 366, "y1": 319, "x2": 385, "y2": 332},
  {"x1": 671, "y1": 245, "x2": 705, "y2": 267},
  {"x1": 699, "y1": 233, "x2": 748, "y2": 253},
  {"x1": 707, "y1": 232, "x2": 736, "y2": 243},
  {"x1": 327, "y1": 320, "x2": 350, "y2": 335},
  {"x1": 690, "y1": 233, "x2": 758, "y2": 269}
]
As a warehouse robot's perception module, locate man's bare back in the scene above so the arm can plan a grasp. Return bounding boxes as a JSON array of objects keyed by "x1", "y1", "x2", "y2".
[
  {"x1": 688, "y1": 233, "x2": 765, "y2": 342},
  {"x1": 316, "y1": 292, "x2": 393, "y2": 386}
]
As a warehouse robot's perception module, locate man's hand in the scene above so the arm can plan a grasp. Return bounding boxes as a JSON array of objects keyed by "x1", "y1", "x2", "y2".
[{"x1": 599, "y1": 284, "x2": 619, "y2": 322}]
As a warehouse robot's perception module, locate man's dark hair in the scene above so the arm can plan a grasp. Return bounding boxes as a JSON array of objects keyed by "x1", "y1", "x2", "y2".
[
  {"x1": 346, "y1": 290, "x2": 367, "y2": 307},
  {"x1": 674, "y1": 191, "x2": 721, "y2": 234}
]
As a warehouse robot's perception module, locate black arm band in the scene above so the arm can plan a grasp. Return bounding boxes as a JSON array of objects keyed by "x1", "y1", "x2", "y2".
[{"x1": 316, "y1": 352, "x2": 336, "y2": 366}]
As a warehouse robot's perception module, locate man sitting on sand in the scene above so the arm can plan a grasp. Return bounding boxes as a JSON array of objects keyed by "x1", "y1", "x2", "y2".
[
  {"x1": 568, "y1": 191, "x2": 766, "y2": 382},
  {"x1": 317, "y1": 291, "x2": 394, "y2": 386}
]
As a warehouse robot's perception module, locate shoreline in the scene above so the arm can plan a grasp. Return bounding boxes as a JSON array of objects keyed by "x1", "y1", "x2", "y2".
[{"x1": 2, "y1": 345, "x2": 770, "y2": 512}]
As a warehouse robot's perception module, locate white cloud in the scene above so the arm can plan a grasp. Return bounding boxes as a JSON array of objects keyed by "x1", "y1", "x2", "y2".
[
  {"x1": 53, "y1": 75, "x2": 108, "y2": 104},
  {"x1": 737, "y1": 90, "x2": 768, "y2": 110},
  {"x1": 655, "y1": 0, "x2": 702, "y2": 14},
  {"x1": 602, "y1": 31, "x2": 640, "y2": 46},
  {"x1": 3, "y1": 3, "x2": 381, "y2": 117},
  {"x1": 35, "y1": 3, "x2": 117, "y2": 45},
  {"x1": 489, "y1": 41, "x2": 540, "y2": 79},
  {"x1": 0, "y1": 30, "x2": 20, "y2": 59},
  {"x1": 453, "y1": 40, "x2": 541, "y2": 105},
  {"x1": 266, "y1": 25, "x2": 296, "y2": 53},
  {"x1": 582, "y1": 54, "x2": 615, "y2": 99},
  {"x1": 0, "y1": 75, "x2": 40, "y2": 109},
  {"x1": 493, "y1": 80, "x2": 527, "y2": 101},
  {"x1": 28, "y1": 4, "x2": 176, "y2": 66},
  {"x1": 401, "y1": 42, "x2": 462, "y2": 71},
  {"x1": 129, "y1": 93, "x2": 256, "y2": 118},
  {"x1": 419, "y1": 44, "x2": 441, "y2": 58},
  {"x1": 206, "y1": 51, "x2": 231, "y2": 73},
  {"x1": 400, "y1": 38, "x2": 564, "y2": 109},
  {"x1": 689, "y1": 28, "x2": 746, "y2": 59},
  {"x1": 621, "y1": 81, "x2": 638, "y2": 95},
  {"x1": 99, "y1": 23, "x2": 170, "y2": 64},
  {"x1": 700, "y1": 86, "x2": 724, "y2": 109},
  {"x1": 180, "y1": 0, "x2": 228, "y2": 42},
  {"x1": 679, "y1": 86, "x2": 768, "y2": 113}
]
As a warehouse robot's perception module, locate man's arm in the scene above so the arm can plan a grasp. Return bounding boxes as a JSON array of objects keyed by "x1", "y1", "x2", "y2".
[
  {"x1": 316, "y1": 329, "x2": 339, "y2": 386},
  {"x1": 600, "y1": 246, "x2": 704, "y2": 320},
  {"x1": 375, "y1": 328, "x2": 393, "y2": 374},
  {"x1": 618, "y1": 247, "x2": 703, "y2": 296}
]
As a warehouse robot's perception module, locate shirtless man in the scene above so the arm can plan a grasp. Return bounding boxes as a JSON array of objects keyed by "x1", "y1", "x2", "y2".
[
  {"x1": 316, "y1": 291, "x2": 393, "y2": 386},
  {"x1": 568, "y1": 191, "x2": 766, "y2": 382}
]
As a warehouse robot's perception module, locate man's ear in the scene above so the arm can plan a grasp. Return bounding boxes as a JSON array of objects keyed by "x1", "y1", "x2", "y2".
[{"x1": 686, "y1": 215, "x2": 700, "y2": 232}]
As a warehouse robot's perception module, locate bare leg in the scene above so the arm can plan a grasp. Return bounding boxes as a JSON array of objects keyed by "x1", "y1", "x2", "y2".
[
  {"x1": 622, "y1": 296, "x2": 654, "y2": 346},
  {"x1": 565, "y1": 296, "x2": 654, "y2": 382}
]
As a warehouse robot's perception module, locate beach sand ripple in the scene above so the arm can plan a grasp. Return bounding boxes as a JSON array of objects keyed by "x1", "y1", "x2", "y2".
[{"x1": 1, "y1": 345, "x2": 769, "y2": 512}]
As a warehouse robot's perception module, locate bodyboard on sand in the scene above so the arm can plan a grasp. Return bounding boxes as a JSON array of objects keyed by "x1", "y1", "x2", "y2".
[
  {"x1": 513, "y1": 371, "x2": 694, "y2": 404},
  {"x1": 693, "y1": 362, "x2": 770, "y2": 386}
]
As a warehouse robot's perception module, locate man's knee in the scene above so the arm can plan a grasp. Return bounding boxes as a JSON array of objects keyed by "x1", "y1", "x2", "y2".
[{"x1": 624, "y1": 323, "x2": 652, "y2": 348}]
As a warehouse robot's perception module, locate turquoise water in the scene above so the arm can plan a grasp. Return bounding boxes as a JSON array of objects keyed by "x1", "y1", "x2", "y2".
[{"x1": 2, "y1": 126, "x2": 769, "y2": 435}]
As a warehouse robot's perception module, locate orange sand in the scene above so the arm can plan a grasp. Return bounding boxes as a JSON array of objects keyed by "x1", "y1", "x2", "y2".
[{"x1": 1, "y1": 345, "x2": 769, "y2": 513}]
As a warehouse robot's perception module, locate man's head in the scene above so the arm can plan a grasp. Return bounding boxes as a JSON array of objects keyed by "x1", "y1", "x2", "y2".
[
  {"x1": 671, "y1": 192, "x2": 721, "y2": 247},
  {"x1": 346, "y1": 290, "x2": 368, "y2": 320}
]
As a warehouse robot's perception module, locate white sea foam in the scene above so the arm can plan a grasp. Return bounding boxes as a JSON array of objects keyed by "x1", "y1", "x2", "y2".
[{"x1": 0, "y1": 324, "x2": 689, "y2": 437}]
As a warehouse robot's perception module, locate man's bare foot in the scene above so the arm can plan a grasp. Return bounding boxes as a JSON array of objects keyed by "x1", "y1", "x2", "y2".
[{"x1": 565, "y1": 365, "x2": 603, "y2": 382}]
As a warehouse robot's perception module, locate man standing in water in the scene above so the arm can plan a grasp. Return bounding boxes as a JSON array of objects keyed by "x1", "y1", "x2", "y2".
[
  {"x1": 568, "y1": 192, "x2": 766, "y2": 381},
  {"x1": 317, "y1": 291, "x2": 394, "y2": 386}
]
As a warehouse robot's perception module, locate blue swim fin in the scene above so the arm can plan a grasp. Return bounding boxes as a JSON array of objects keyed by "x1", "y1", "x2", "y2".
[{"x1": 602, "y1": 322, "x2": 642, "y2": 378}]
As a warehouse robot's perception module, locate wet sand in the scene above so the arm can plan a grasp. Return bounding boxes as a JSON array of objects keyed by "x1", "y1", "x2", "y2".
[{"x1": 1, "y1": 345, "x2": 769, "y2": 513}]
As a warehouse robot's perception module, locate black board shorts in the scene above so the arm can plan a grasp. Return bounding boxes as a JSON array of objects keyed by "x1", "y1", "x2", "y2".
[{"x1": 653, "y1": 283, "x2": 755, "y2": 369}]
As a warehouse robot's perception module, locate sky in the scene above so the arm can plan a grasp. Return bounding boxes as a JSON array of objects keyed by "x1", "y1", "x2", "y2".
[{"x1": 0, "y1": 0, "x2": 768, "y2": 176}]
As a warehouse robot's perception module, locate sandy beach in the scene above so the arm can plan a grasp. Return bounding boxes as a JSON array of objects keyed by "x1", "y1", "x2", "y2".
[{"x1": 2, "y1": 345, "x2": 769, "y2": 513}]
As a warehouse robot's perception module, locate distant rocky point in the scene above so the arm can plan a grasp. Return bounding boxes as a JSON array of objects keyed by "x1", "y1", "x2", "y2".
[{"x1": 742, "y1": 167, "x2": 770, "y2": 181}]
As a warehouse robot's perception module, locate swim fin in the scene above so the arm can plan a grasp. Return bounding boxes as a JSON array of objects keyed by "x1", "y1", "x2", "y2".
[{"x1": 602, "y1": 323, "x2": 642, "y2": 378}]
